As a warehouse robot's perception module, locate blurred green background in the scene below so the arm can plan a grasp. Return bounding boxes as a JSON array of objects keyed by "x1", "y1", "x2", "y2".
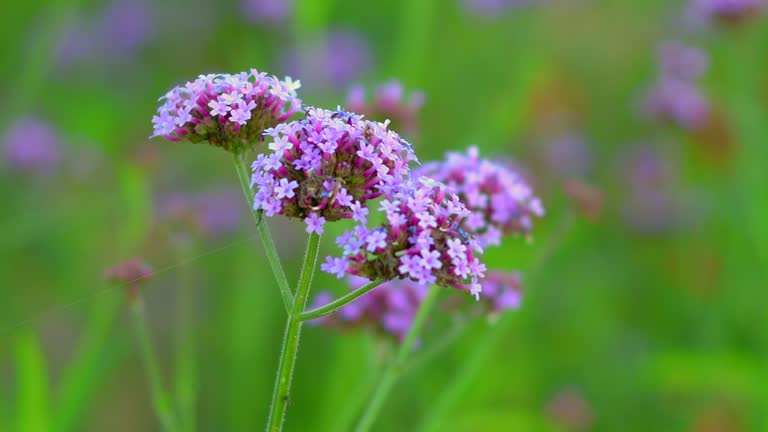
[{"x1": 2, "y1": 0, "x2": 768, "y2": 430}]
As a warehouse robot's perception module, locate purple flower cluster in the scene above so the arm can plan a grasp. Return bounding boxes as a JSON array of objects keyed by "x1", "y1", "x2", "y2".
[
  {"x1": 309, "y1": 277, "x2": 429, "y2": 341},
  {"x1": 479, "y1": 271, "x2": 523, "y2": 314},
  {"x1": 644, "y1": 42, "x2": 710, "y2": 131},
  {"x1": 418, "y1": 147, "x2": 544, "y2": 248},
  {"x1": 463, "y1": 0, "x2": 541, "y2": 17},
  {"x1": 156, "y1": 188, "x2": 244, "y2": 238},
  {"x1": 3, "y1": 117, "x2": 61, "y2": 175},
  {"x1": 282, "y1": 30, "x2": 371, "y2": 90},
  {"x1": 347, "y1": 81, "x2": 425, "y2": 137},
  {"x1": 689, "y1": 0, "x2": 765, "y2": 24},
  {"x1": 250, "y1": 107, "x2": 416, "y2": 234},
  {"x1": 322, "y1": 177, "x2": 486, "y2": 298},
  {"x1": 152, "y1": 70, "x2": 302, "y2": 153},
  {"x1": 241, "y1": 0, "x2": 291, "y2": 24}
]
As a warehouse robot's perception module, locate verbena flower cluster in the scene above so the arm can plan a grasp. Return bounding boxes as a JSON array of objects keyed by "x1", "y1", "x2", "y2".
[
  {"x1": 250, "y1": 107, "x2": 417, "y2": 234},
  {"x1": 418, "y1": 146, "x2": 544, "y2": 247},
  {"x1": 321, "y1": 177, "x2": 486, "y2": 298},
  {"x1": 3, "y1": 117, "x2": 61, "y2": 175},
  {"x1": 347, "y1": 80, "x2": 425, "y2": 137},
  {"x1": 689, "y1": 0, "x2": 766, "y2": 24},
  {"x1": 152, "y1": 70, "x2": 301, "y2": 153},
  {"x1": 310, "y1": 276, "x2": 429, "y2": 341},
  {"x1": 644, "y1": 41, "x2": 710, "y2": 131},
  {"x1": 479, "y1": 271, "x2": 523, "y2": 314}
]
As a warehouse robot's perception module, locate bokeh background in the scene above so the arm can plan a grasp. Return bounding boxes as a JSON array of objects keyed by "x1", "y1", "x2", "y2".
[{"x1": 2, "y1": 0, "x2": 768, "y2": 430}]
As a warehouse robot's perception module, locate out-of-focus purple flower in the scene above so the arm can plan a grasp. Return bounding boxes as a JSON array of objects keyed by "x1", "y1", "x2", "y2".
[
  {"x1": 346, "y1": 81, "x2": 425, "y2": 137},
  {"x1": 462, "y1": 0, "x2": 541, "y2": 17},
  {"x1": 99, "y1": 0, "x2": 156, "y2": 54},
  {"x1": 151, "y1": 70, "x2": 301, "y2": 153},
  {"x1": 688, "y1": 0, "x2": 766, "y2": 25},
  {"x1": 58, "y1": 0, "x2": 155, "y2": 65},
  {"x1": 643, "y1": 42, "x2": 711, "y2": 131},
  {"x1": 242, "y1": 0, "x2": 291, "y2": 24},
  {"x1": 619, "y1": 145, "x2": 683, "y2": 234},
  {"x1": 2, "y1": 117, "x2": 61, "y2": 175},
  {"x1": 479, "y1": 271, "x2": 523, "y2": 314},
  {"x1": 283, "y1": 30, "x2": 371, "y2": 90},
  {"x1": 323, "y1": 177, "x2": 486, "y2": 299},
  {"x1": 546, "y1": 387, "x2": 594, "y2": 431},
  {"x1": 659, "y1": 41, "x2": 708, "y2": 81},
  {"x1": 309, "y1": 276, "x2": 430, "y2": 341},
  {"x1": 644, "y1": 78, "x2": 711, "y2": 130},
  {"x1": 156, "y1": 189, "x2": 244, "y2": 238},
  {"x1": 250, "y1": 107, "x2": 416, "y2": 234},
  {"x1": 104, "y1": 257, "x2": 154, "y2": 301},
  {"x1": 536, "y1": 132, "x2": 592, "y2": 181},
  {"x1": 418, "y1": 146, "x2": 544, "y2": 248}
]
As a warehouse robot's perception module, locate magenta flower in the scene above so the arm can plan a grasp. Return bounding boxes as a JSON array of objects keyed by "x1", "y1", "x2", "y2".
[
  {"x1": 309, "y1": 276, "x2": 430, "y2": 341},
  {"x1": 418, "y1": 146, "x2": 544, "y2": 247},
  {"x1": 151, "y1": 70, "x2": 302, "y2": 154},
  {"x1": 250, "y1": 107, "x2": 417, "y2": 234},
  {"x1": 323, "y1": 177, "x2": 486, "y2": 299}
]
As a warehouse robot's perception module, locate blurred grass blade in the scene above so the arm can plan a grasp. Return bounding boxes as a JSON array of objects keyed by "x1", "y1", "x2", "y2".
[
  {"x1": 52, "y1": 294, "x2": 120, "y2": 432},
  {"x1": 14, "y1": 330, "x2": 50, "y2": 432}
]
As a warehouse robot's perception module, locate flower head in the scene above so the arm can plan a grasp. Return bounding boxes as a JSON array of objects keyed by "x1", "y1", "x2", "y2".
[
  {"x1": 688, "y1": 0, "x2": 766, "y2": 25},
  {"x1": 151, "y1": 69, "x2": 301, "y2": 154},
  {"x1": 309, "y1": 276, "x2": 430, "y2": 341},
  {"x1": 323, "y1": 177, "x2": 486, "y2": 298},
  {"x1": 418, "y1": 147, "x2": 544, "y2": 247},
  {"x1": 3, "y1": 117, "x2": 61, "y2": 175},
  {"x1": 642, "y1": 41, "x2": 711, "y2": 131},
  {"x1": 250, "y1": 107, "x2": 417, "y2": 234},
  {"x1": 104, "y1": 257, "x2": 153, "y2": 302},
  {"x1": 478, "y1": 271, "x2": 523, "y2": 314},
  {"x1": 346, "y1": 80, "x2": 425, "y2": 137}
]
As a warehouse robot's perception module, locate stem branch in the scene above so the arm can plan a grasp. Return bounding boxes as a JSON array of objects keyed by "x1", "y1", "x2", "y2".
[
  {"x1": 233, "y1": 153, "x2": 293, "y2": 312},
  {"x1": 297, "y1": 279, "x2": 384, "y2": 321}
]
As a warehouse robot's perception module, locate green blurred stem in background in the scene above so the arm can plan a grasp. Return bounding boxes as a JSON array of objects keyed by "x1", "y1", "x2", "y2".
[
  {"x1": 354, "y1": 284, "x2": 441, "y2": 432},
  {"x1": 233, "y1": 154, "x2": 294, "y2": 312},
  {"x1": 174, "y1": 243, "x2": 197, "y2": 432},
  {"x1": 267, "y1": 232, "x2": 321, "y2": 432},
  {"x1": 130, "y1": 297, "x2": 178, "y2": 432},
  {"x1": 297, "y1": 279, "x2": 384, "y2": 321}
]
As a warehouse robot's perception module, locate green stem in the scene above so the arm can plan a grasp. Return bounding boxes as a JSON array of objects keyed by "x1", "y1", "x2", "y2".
[
  {"x1": 174, "y1": 245, "x2": 197, "y2": 432},
  {"x1": 130, "y1": 298, "x2": 178, "y2": 432},
  {"x1": 297, "y1": 279, "x2": 384, "y2": 321},
  {"x1": 417, "y1": 215, "x2": 574, "y2": 432},
  {"x1": 354, "y1": 285, "x2": 441, "y2": 432},
  {"x1": 266, "y1": 232, "x2": 321, "y2": 432},
  {"x1": 232, "y1": 153, "x2": 294, "y2": 312}
]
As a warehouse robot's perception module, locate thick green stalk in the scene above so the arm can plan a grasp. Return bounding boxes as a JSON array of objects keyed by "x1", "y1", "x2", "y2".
[
  {"x1": 232, "y1": 154, "x2": 293, "y2": 312},
  {"x1": 354, "y1": 285, "x2": 441, "y2": 432},
  {"x1": 297, "y1": 279, "x2": 384, "y2": 321},
  {"x1": 130, "y1": 298, "x2": 178, "y2": 432},
  {"x1": 266, "y1": 232, "x2": 321, "y2": 432}
]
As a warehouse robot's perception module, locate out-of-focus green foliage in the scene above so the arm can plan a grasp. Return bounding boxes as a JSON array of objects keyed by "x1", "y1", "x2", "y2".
[{"x1": 1, "y1": 0, "x2": 767, "y2": 431}]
